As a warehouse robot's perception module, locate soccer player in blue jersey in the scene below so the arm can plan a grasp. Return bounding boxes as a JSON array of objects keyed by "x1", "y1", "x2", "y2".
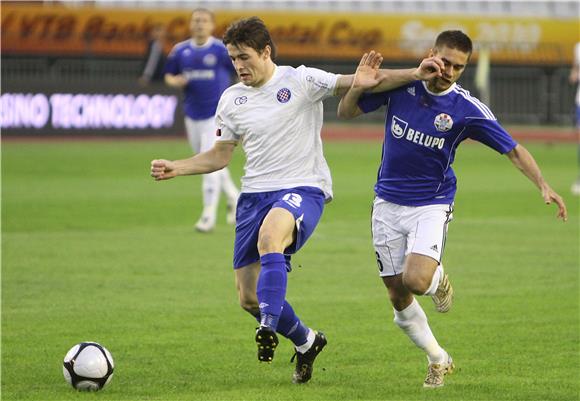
[
  {"x1": 164, "y1": 8, "x2": 240, "y2": 232},
  {"x1": 338, "y1": 30, "x2": 568, "y2": 388},
  {"x1": 152, "y1": 17, "x2": 443, "y2": 383}
]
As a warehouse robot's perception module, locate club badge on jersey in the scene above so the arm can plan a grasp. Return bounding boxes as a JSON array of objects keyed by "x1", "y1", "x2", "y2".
[
  {"x1": 434, "y1": 113, "x2": 454, "y2": 132},
  {"x1": 276, "y1": 88, "x2": 292, "y2": 103}
]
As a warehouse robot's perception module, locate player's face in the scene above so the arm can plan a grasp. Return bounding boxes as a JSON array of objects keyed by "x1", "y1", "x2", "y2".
[
  {"x1": 190, "y1": 11, "x2": 214, "y2": 41},
  {"x1": 428, "y1": 46, "x2": 470, "y2": 92},
  {"x1": 227, "y1": 44, "x2": 272, "y2": 87}
]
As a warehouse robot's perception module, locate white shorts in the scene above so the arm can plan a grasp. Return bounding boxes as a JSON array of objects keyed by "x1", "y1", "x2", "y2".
[
  {"x1": 371, "y1": 197, "x2": 453, "y2": 277},
  {"x1": 184, "y1": 116, "x2": 218, "y2": 154}
]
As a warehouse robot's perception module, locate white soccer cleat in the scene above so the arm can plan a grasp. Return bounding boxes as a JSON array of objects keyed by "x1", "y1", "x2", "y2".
[
  {"x1": 195, "y1": 209, "x2": 215, "y2": 233},
  {"x1": 423, "y1": 354, "x2": 454, "y2": 388},
  {"x1": 431, "y1": 272, "x2": 453, "y2": 313}
]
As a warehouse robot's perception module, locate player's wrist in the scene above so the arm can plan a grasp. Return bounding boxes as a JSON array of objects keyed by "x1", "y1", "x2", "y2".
[{"x1": 411, "y1": 68, "x2": 422, "y2": 81}]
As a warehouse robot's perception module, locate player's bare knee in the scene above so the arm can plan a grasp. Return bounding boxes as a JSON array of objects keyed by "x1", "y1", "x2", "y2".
[
  {"x1": 402, "y1": 270, "x2": 429, "y2": 295},
  {"x1": 257, "y1": 229, "x2": 282, "y2": 255}
]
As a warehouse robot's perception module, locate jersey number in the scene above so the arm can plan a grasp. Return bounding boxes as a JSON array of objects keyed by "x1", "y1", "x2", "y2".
[
  {"x1": 375, "y1": 251, "x2": 384, "y2": 273},
  {"x1": 282, "y1": 193, "x2": 303, "y2": 208}
]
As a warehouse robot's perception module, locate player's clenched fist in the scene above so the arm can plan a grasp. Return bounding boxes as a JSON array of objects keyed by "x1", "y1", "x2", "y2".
[{"x1": 150, "y1": 159, "x2": 177, "y2": 181}]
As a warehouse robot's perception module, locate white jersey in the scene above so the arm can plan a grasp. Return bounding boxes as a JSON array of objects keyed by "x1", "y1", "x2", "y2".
[{"x1": 215, "y1": 65, "x2": 338, "y2": 200}]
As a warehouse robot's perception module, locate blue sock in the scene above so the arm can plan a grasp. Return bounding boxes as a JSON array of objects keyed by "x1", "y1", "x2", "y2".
[
  {"x1": 257, "y1": 253, "x2": 287, "y2": 330},
  {"x1": 247, "y1": 300, "x2": 309, "y2": 347},
  {"x1": 277, "y1": 301, "x2": 310, "y2": 347}
]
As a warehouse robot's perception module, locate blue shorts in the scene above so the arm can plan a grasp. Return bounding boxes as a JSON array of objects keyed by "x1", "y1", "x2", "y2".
[
  {"x1": 233, "y1": 186, "x2": 325, "y2": 269},
  {"x1": 576, "y1": 105, "x2": 580, "y2": 127}
]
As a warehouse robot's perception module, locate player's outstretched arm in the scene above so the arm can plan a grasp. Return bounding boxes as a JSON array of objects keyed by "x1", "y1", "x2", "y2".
[
  {"x1": 506, "y1": 144, "x2": 568, "y2": 221},
  {"x1": 370, "y1": 56, "x2": 444, "y2": 93},
  {"x1": 151, "y1": 141, "x2": 236, "y2": 181},
  {"x1": 337, "y1": 51, "x2": 383, "y2": 119}
]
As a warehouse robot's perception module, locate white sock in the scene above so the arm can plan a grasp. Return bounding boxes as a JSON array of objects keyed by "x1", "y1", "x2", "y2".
[
  {"x1": 219, "y1": 168, "x2": 240, "y2": 203},
  {"x1": 295, "y1": 329, "x2": 315, "y2": 354},
  {"x1": 424, "y1": 264, "x2": 443, "y2": 296},
  {"x1": 393, "y1": 298, "x2": 446, "y2": 364},
  {"x1": 201, "y1": 171, "x2": 221, "y2": 212}
]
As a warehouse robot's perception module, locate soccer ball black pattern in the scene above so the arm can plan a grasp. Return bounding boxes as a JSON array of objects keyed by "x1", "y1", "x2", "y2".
[{"x1": 63, "y1": 342, "x2": 114, "y2": 391}]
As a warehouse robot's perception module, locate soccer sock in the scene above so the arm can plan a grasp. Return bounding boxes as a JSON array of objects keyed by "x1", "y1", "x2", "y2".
[
  {"x1": 295, "y1": 329, "x2": 315, "y2": 354},
  {"x1": 201, "y1": 171, "x2": 221, "y2": 212},
  {"x1": 423, "y1": 264, "x2": 443, "y2": 296},
  {"x1": 393, "y1": 298, "x2": 446, "y2": 364},
  {"x1": 276, "y1": 300, "x2": 310, "y2": 347},
  {"x1": 219, "y1": 168, "x2": 240, "y2": 202},
  {"x1": 256, "y1": 253, "x2": 288, "y2": 330}
]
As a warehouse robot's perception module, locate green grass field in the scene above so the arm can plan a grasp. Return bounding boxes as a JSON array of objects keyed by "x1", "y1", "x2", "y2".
[{"x1": 2, "y1": 137, "x2": 578, "y2": 401}]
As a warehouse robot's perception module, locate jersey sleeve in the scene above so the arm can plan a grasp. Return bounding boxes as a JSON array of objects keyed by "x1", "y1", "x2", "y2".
[
  {"x1": 466, "y1": 118, "x2": 517, "y2": 154},
  {"x1": 215, "y1": 94, "x2": 240, "y2": 143},
  {"x1": 163, "y1": 45, "x2": 180, "y2": 75},
  {"x1": 357, "y1": 91, "x2": 390, "y2": 114},
  {"x1": 296, "y1": 65, "x2": 338, "y2": 102}
]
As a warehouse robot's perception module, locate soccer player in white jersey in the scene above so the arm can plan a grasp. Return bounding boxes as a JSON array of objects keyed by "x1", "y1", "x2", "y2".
[
  {"x1": 338, "y1": 30, "x2": 568, "y2": 388},
  {"x1": 164, "y1": 8, "x2": 240, "y2": 232},
  {"x1": 151, "y1": 16, "x2": 442, "y2": 383}
]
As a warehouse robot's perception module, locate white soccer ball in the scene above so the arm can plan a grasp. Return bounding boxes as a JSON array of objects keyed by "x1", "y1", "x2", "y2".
[{"x1": 62, "y1": 342, "x2": 114, "y2": 391}]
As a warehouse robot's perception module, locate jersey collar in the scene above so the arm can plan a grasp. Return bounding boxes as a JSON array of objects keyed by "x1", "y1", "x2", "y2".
[
  {"x1": 422, "y1": 81, "x2": 456, "y2": 96},
  {"x1": 190, "y1": 36, "x2": 214, "y2": 49}
]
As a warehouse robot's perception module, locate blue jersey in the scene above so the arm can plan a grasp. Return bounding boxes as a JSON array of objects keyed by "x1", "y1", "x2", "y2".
[
  {"x1": 358, "y1": 81, "x2": 517, "y2": 206},
  {"x1": 164, "y1": 37, "x2": 235, "y2": 120}
]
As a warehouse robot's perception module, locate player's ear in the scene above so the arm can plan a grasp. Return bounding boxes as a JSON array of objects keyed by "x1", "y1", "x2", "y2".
[
  {"x1": 262, "y1": 45, "x2": 271, "y2": 60},
  {"x1": 428, "y1": 48, "x2": 436, "y2": 58}
]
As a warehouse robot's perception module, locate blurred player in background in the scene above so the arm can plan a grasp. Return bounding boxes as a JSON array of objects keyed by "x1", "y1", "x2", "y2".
[
  {"x1": 164, "y1": 8, "x2": 240, "y2": 232},
  {"x1": 152, "y1": 16, "x2": 441, "y2": 384},
  {"x1": 138, "y1": 24, "x2": 167, "y2": 86},
  {"x1": 569, "y1": 41, "x2": 580, "y2": 196},
  {"x1": 338, "y1": 30, "x2": 568, "y2": 388}
]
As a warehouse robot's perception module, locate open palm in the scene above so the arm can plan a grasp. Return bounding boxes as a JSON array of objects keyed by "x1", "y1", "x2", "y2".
[{"x1": 353, "y1": 51, "x2": 383, "y2": 90}]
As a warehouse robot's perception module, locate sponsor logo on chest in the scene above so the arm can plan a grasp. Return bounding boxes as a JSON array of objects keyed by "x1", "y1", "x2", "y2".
[{"x1": 391, "y1": 115, "x2": 447, "y2": 149}]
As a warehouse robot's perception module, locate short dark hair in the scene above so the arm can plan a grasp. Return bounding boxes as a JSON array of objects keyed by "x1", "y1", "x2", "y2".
[
  {"x1": 434, "y1": 30, "x2": 473, "y2": 56},
  {"x1": 192, "y1": 8, "x2": 214, "y2": 21},
  {"x1": 223, "y1": 16, "x2": 277, "y2": 60}
]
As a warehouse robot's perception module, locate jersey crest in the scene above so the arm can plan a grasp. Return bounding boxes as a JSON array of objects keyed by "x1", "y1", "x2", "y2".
[
  {"x1": 276, "y1": 88, "x2": 292, "y2": 103},
  {"x1": 203, "y1": 53, "x2": 217, "y2": 66},
  {"x1": 434, "y1": 113, "x2": 453, "y2": 132},
  {"x1": 391, "y1": 115, "x2": 408, "y2": 138}
]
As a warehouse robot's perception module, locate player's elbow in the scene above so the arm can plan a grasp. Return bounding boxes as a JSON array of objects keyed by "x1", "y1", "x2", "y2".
[
  {"x1": 337, "y1": 106, "x2": 358, "y2": 120},
  {"x1": 337, "y1": 103, "x2": 351, "y2": 120}
]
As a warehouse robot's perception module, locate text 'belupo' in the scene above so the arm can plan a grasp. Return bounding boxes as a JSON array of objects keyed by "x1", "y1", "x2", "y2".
[{"x1": 1, "y1": 93, "x2": 178, "y2": 130}]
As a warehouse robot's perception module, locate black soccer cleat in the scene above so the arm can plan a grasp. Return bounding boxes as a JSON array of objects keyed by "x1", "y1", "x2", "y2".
[
  {"x1": 255, "y1": 326, "x2": 279, "y2": 363},
  {"x1": 291, "y1": 331, "x2": 327, "y2": 384}
]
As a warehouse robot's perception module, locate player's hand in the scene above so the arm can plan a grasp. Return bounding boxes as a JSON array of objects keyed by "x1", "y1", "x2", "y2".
[
  {"x1": 541, "y1": 184, "x2": 568, "y2": 222},
  {"x1": 168, "y1": 74, "x2": 188, "y2": 88},
  {"x1": 352, "y1": 50, "x2": 384, "y2": 90},
  {"x1": 413, "y1": 56, "x2": 444, "y2": 81},
  {"x1": 151, "y1": 159, "x2": 177, "y2": 181}
]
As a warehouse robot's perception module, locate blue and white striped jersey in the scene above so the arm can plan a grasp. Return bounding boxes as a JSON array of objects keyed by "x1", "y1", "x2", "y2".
[
  {"x1": 164, "y1": 37, "x2": 235, "y2": 120},
  {"x1": 358, "y1": 81, "x2": 517, "y2": 206}
]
